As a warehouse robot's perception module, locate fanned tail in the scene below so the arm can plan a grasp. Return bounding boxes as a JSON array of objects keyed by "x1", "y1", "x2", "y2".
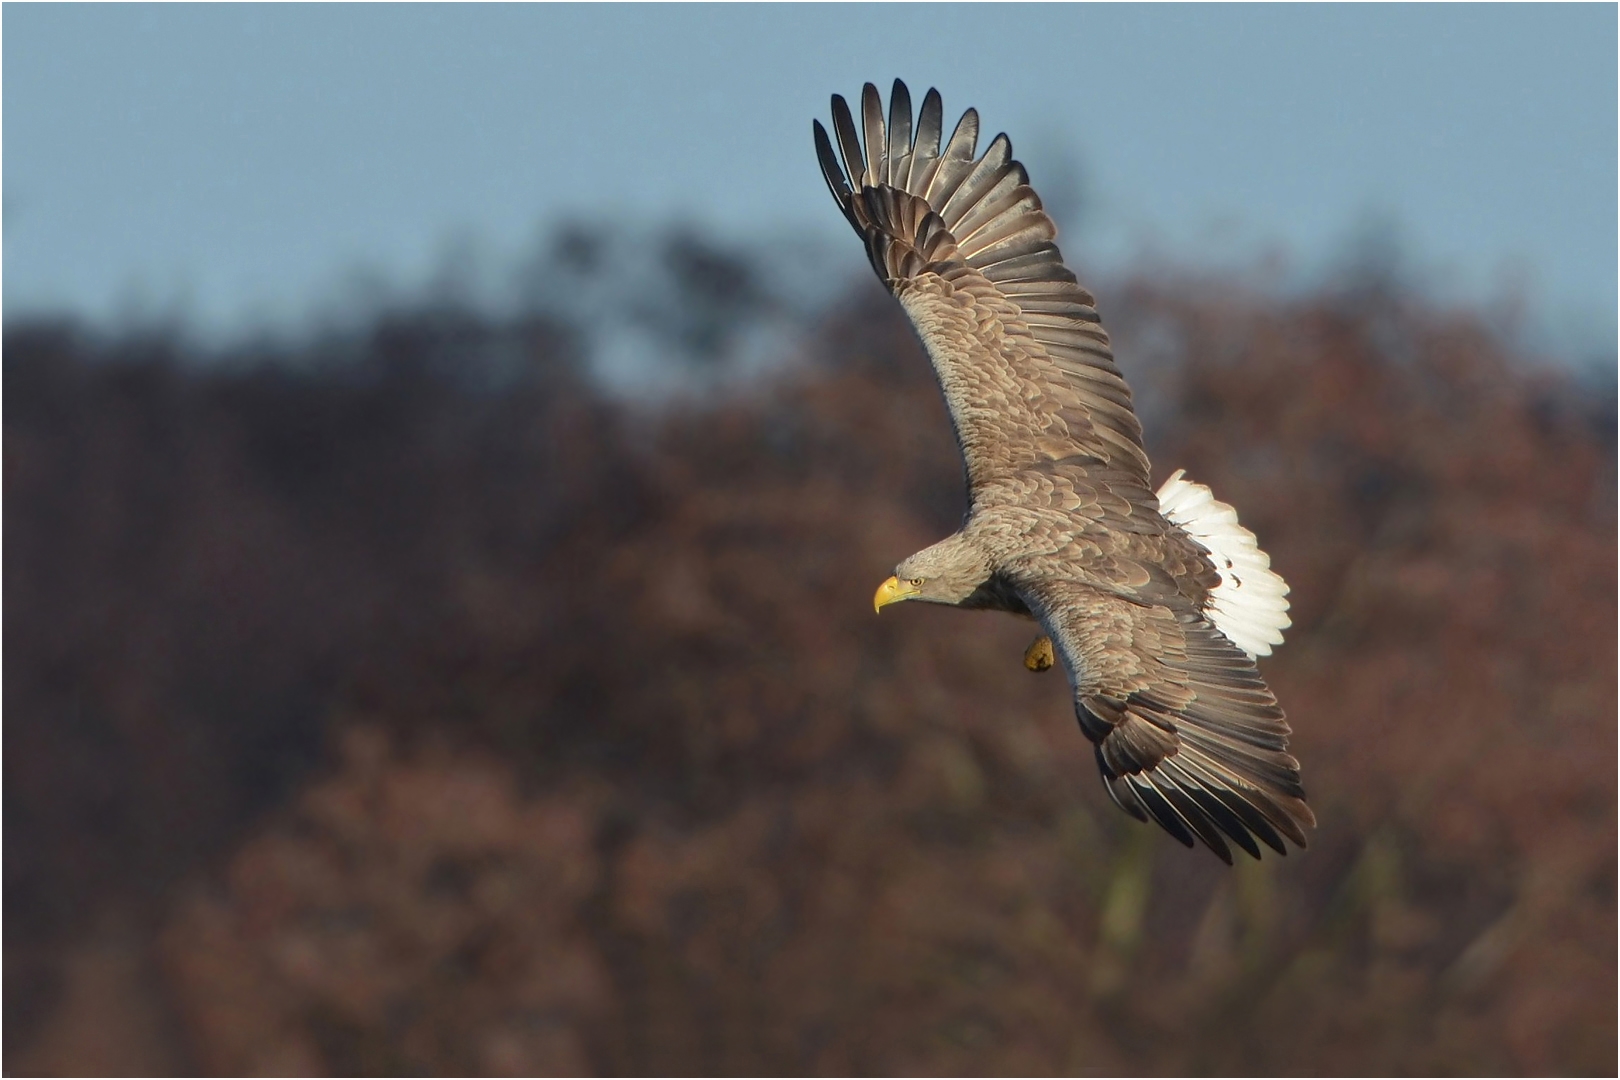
[{"x1": 1157, "y1": 469, "x2": 1291, "y2": 659}]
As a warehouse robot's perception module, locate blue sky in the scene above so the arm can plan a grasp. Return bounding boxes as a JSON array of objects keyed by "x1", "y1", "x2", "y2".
[{"x1": 5, "y1": 4, "x2": 1615, "y2": 360}]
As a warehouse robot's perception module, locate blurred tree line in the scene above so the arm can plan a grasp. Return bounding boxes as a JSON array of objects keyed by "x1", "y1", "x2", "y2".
[{"x1": 5, "y1": 226, "x2": 1615, "y2": 1075}]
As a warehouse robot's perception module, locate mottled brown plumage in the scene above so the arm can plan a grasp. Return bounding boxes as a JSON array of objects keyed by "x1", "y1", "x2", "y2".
[{"x1": 817, "y1": 81, "x2": 1311, "y2": 862}]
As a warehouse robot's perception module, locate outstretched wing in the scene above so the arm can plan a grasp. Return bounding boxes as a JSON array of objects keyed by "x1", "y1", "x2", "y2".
[
  {"x1": 814, "y1": 81, "x2": 1150, "y2": 495},
  {"x1": 1023, "y1": 580, "x2": 1315, "y2": 863}
]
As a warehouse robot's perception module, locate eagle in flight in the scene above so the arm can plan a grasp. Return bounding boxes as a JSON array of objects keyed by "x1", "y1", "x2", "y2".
[{"x1": 814, "y1": 81, "x2": 1312, "y2": 862}]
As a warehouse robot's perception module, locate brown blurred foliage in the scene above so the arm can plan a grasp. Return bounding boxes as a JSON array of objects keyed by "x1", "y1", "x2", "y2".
[{"x1": 5, "y1": 264, "x2": 1615, "y2": 1075}]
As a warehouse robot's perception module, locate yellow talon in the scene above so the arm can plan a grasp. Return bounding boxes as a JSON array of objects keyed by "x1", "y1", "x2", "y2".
[{"x1": 1024, "y1": 635, "x2": 1055, "y2": 672}]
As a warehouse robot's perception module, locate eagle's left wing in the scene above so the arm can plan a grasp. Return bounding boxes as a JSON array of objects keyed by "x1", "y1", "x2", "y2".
[{"x1": 1021, "y1": 579, "x2": 1315, "y2": 863}]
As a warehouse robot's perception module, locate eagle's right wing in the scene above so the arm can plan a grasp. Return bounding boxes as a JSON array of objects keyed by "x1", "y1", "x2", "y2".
[
  {"x1": 814, "y1": 81, "x2": 1151, "y2": 501},
  {"x1": 1023, "y1": 579, "x2": 1315, "y2": 863}
]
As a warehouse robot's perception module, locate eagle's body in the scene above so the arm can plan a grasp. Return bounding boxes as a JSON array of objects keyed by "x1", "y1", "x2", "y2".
[{"x1": 817, "y1": 82, "x2": 1312, "y2": 862}]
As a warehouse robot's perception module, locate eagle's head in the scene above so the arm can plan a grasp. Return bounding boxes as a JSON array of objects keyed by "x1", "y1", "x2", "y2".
[{"x1": 874, "y1": 535, "x2": 993, "y2": 611}]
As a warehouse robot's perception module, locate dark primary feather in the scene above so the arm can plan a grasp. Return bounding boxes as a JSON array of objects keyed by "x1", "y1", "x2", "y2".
[
  {"x1": 860, "y1": 83, "x2": 886, "y2": 189},
  {"x1": 907, "y1": 88, "x2": 944, "y2": 193},
  {"x1": 885, "y1": 81, "x2": 912, "y2": 188},
  {"x1": 813, "y1": 121, "x2": 858, "y2": 231}
]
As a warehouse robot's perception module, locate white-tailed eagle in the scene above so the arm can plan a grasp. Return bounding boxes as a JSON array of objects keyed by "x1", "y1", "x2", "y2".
[{"x1": 815, "y1": 80, "x2": 1310, "y2": 862}]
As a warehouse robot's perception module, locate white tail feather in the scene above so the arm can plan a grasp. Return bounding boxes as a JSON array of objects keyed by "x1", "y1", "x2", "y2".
[{"x1": 1156, "y1": 469, "x2": 1290, "y2": 659}]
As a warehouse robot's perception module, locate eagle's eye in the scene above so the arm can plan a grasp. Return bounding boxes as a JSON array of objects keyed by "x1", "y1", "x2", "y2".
[{"x1": 909, "y1": 577, "x2": 925, "y2": 587}]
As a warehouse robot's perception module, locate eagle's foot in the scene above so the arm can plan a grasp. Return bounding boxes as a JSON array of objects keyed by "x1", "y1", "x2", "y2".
[{"x1": 1023, "y1": 634, "x2": 1055, "y2": 673}]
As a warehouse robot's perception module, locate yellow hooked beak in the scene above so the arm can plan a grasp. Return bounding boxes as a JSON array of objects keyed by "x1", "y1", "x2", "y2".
[{"x1": 873, "y1": 575, "x2": 920, "y2": 613}]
